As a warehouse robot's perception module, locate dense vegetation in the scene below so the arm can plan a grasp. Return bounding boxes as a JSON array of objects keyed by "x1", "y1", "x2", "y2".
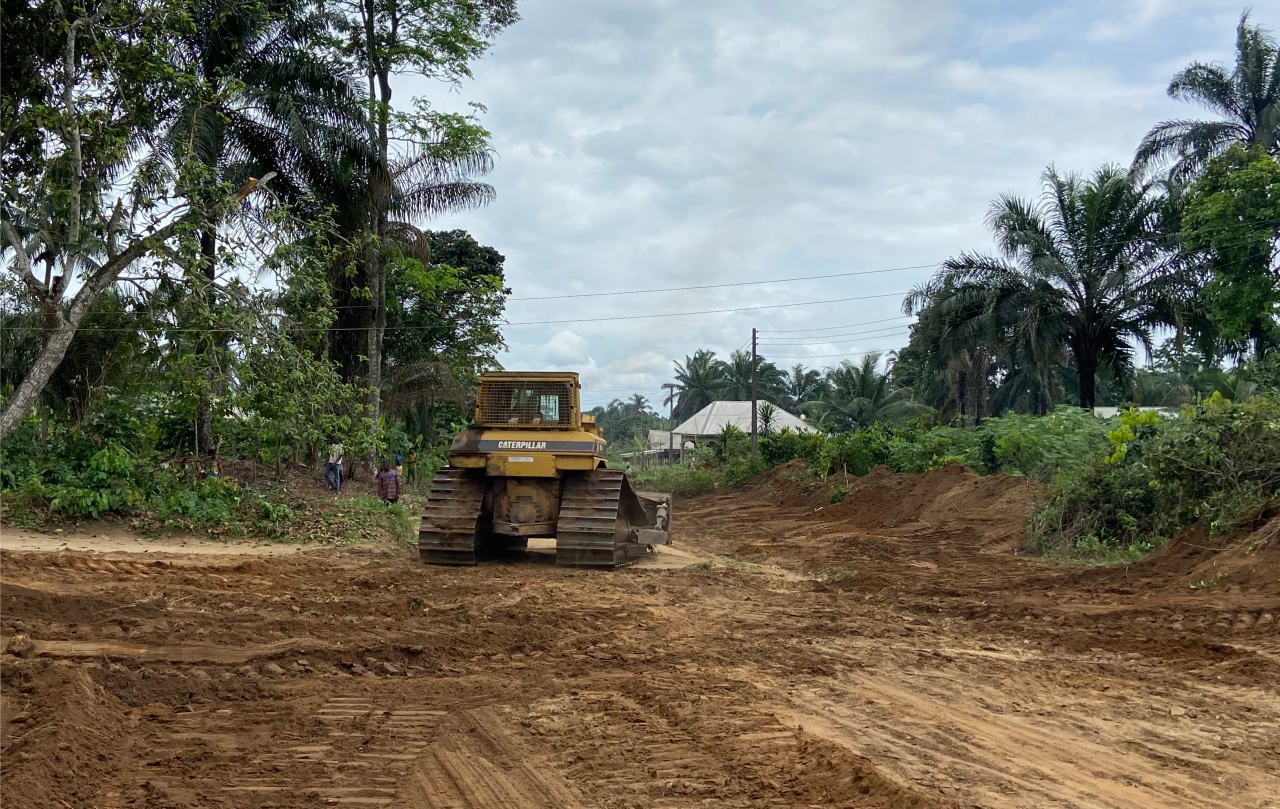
[
  {"x1": 2, "y1": 5, "x2": 1278, "y2": 562},
  {"x1": 1, "y1": 0, "x2": 517, "y2": 536}
]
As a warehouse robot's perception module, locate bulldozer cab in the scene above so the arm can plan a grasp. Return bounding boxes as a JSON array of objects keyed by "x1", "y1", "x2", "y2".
[{"x1": 475, "y1": 373, "x2": 580, "y2": 429}]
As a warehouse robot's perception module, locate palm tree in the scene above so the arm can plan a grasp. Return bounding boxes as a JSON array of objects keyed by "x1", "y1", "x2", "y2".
[
  {"x1": 901, "y1": 290, "x2": 1006, "y2": 422},
  {"x1": 719, "y1": 349, "x2": 786, "y2": 402},
  {"x1": 1135, "y1": 12, "x2": 1280, "y2": 180},
  {"x1": 784, "y1": 363, "x2": 826, "y2": 410},
  {"x1": 757, "y1": 401, "x2": 777, "y2": 436},
  {"x1": 803, "y1": 353, "x2": 930, "y2": 431},
  {"x1": 163, "y1": 0, "x2": 368, "y2": 265},
  {"x1": 988, "y1": 336, "x2": 1066, "y2": 416},
  {"x1": 671, "y1": 349, "x2": 722, "y2": 422},
  {"x1": 158, "y1": 0, "x2": 370, "y2": 451},
  {"x1": 910, "y1": 165, "x2": 1184, "y2": 410}
]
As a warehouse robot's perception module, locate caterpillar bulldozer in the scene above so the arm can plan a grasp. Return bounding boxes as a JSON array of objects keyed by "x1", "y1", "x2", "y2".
[{"x1": 419, "y1": 371, "x2": 671, "y2": 569}]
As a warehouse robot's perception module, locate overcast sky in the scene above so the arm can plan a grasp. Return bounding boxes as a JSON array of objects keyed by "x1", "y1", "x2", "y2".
[{"x1": 410, "y1": 0, "x2": 1253, "y2": 410}]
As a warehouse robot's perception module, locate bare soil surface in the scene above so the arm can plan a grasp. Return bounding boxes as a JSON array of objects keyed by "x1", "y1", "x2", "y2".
[{"x1": 2, "y1": 463, "x2": 1278, "y2": 809}]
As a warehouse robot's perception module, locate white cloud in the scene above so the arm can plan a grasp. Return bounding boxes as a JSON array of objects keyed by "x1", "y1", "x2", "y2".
[{"x1": 404, "y1": 0, "x2": 1248, "y2": 399}]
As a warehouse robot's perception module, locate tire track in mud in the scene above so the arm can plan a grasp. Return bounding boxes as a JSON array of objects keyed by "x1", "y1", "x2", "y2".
[{"x1": 4, "y1": 463, "x2": 1279, "y2": 809}]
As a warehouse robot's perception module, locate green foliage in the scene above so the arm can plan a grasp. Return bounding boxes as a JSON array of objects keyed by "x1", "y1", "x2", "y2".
[
  {"x1": 630, "y1": 464, "x2": 721, "y2": 497},
  {"x1": 1135, "y1": 12, "x2": 1280, "y2": 182},
  {"x1": 1028, "y1": 397, "x2": 1280, "y2": 559},
  {"x1": 587, "y1": 394, "x2": 664, "y2": 448},
  {"x1": 814, "y1": 424, "x2": 894, "y2": 477},
  {"x1": 906, "y1": 164, "x2": 1183, "y2": 411},
  {"x1": 758, "y1": 428, "x2": 825, "y2": 467},
  {"x1": 383, "y1": 231, "x2": 510, "y2": 382},
  {"x1": 802, "y1": 353, "x2": 931, "y2": 432},
  {"x1": 1105, "y1": 408, "x2": 1160, "y2": 465},
  {"x1": 1, "y1": 406, "x2": 293, "y2": 536},
  {"x1": 1183, "y1": 145, "x2": 1280, "y2": 352},
  {"x1": 669, "y1": 349, "x2": 790, "y2": 422}
]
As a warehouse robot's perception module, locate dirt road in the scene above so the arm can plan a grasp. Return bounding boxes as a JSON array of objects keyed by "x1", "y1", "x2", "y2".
[{"x1": 3, "y1": 464, "x2": 1278, "y2": 808}]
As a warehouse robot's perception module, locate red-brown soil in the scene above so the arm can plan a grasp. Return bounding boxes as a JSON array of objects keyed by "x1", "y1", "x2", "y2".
[{"x1": 2, "y1": 464, "x2": 1278, "y2": 808}]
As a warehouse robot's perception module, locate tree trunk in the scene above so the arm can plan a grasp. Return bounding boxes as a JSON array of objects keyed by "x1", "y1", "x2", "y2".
[
  {"x1": 0, "y1": 319, "x2": 78, "y2": 438},
  {"x1": 1077, "y1": 353, "x2": 1098, "y2": 410},
  {"x1": 364, "y1": 238, "x2": 384, "y2": 477},
  {"x1": 195, "y1": 228, "x2": 217, "y2": 454},
  {"x1": 1250, "y1": 321, "x2": 1269, "y2": 361},
  {"x1": 972, "y1": 351, "x2": 988, "y2": 426}
]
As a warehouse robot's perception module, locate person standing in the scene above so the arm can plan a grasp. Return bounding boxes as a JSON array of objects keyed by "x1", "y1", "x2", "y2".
[
  {"x1": 376, "y1": 461, "x2": 400, "y2": 504},
  {"x1": 406, "y1": 449, "x2": 418, "y2": 484},
  {"x1": 325, "y1": 441, "x2": 343, "y2": 493}
]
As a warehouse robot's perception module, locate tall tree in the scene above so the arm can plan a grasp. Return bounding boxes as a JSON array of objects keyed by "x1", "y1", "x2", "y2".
[
  {"x1": 670, "y1": 349, "x2": 721, "y2": 422},
  {"x1": 911, "y1": 165, "x2": 1184, "y2": 410},
  {"x1": 802, "y1": 353, "x2": 929, "y2": 432},
  {"x1": 901, "y1": 288, "x2": 1006, "y2": 422},
  {"x1": 718, "y1": 349, "x2": 785, "y2": 403},
  {"x1": 381, "y1": 230, "x2": 508, "y2": 441},
  {"x1": 783, "y1": 363, "x2": 826, "y2": 411},
  {"x1": 160, "y1": 0, "x2": 369, "y2": 451},
  {"x1": 1135, "y1": 12, "x2": 1280, "y2": 181},
  {"x1": 586, "y1": 397, "x2": 662, "y2": 447},
  {"x1": 325, "y1": 0, "x2": 517, "y2": 470},
  {"x1": 1182, "y1": 144, "x2": 1280, "y2": 357},
  {"x1": 0, "y1": 0, "x2": 272, "y2": 439},
  {"x1": 1, "y1": 0, "x2": 62, "y2": 183}
]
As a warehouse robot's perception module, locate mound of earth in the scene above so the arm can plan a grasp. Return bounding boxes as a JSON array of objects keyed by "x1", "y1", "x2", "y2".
[
  {"x1": 741, "y1": 459, "x2": 833, "y2": 511},
  {"x1": 1, "y1": 664, "x2": 133, "y2": 808},
  {"x1": 813, "y1": 463, "x2": 1040, "y2": 549},
  {"x1": 1116, "y1": 502, "x2": 1280, "y2": 596}
]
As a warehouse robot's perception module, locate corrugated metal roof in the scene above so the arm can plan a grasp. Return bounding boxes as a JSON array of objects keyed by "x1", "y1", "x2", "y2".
[{"x1": 671, "y1": 401, "x2": 813, "y2": 438}]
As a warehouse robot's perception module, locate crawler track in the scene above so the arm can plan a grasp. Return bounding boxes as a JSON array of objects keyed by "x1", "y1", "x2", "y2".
[{"x1": 418, "y1": 467, "x2": 486, "y2": 566}]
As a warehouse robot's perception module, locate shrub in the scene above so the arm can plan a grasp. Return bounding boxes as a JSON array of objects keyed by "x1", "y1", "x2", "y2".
[
  {"x1": 631, "y1": 464, "x2": 721, "y2": 496},
  {"x1": 759, "y1": 429, "x2": 825, "y2": 467},
  {"x1": 1027, "y1": 396, "x2": 1280, "y2": 559},
  {"x1": 814, "y1": 424, "x2": 894, "y2": 477}
]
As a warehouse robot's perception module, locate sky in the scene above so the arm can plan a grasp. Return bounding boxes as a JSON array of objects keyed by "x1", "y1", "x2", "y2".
[{"x1": 408, "y1": 0, "x2": 1253, "y2": 411}]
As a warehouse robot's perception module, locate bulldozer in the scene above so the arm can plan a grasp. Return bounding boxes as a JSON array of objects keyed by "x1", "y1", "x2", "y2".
[{"x1": 419, "y1": 371, "x2": 671, "y2": 569}]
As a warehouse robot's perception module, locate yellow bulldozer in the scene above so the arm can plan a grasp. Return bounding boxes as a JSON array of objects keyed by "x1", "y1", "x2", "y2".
[{"x1": 419, "y1": 371, "x2": 671, "y2": 568}]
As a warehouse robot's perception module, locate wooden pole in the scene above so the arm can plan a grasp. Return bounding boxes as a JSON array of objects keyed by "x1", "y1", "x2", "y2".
[
  {"x1": 662, "y1": 382, "x2": 677, "y2": 461},
  {"x1": 750, "y1": 327, "x2": 758, "y2": 462}
]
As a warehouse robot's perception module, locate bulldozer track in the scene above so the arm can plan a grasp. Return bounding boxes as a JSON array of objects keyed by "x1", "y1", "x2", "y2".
[
  {"x1": 419, "y1": 468, "x2": 487, "y2": 566},
  {"x1": 556, "y1": 469, "x2": 628, "y2": 569}
]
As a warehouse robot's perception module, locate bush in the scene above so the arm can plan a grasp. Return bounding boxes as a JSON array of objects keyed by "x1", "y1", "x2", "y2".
[
  {"x1": 1027, "y1": 396, "x2": 1280, "y2": 559},
  {"x1": 0, "y1": 410, "x2": 295, "y2": 535},
  {"x1": 631, "y1": 464, "x2": 722, "y2": 496},
  {"x1": 815, "y1": 424, "x2": 895, "y2": 477},
  {"x1": 759, "y1": 429, "x2": 825, "y2": 467}
]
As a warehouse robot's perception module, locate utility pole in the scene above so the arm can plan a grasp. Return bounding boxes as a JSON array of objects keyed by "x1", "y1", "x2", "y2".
[
  {"x1": 750, "y1": 327, "x2": 758, "y2": 461},
  {"x1": 661, "y1": 383, "x2": 677, "y2": 458}
]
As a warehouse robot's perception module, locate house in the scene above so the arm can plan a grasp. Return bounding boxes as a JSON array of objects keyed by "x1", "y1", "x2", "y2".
[{"x1": 670, "y1": 400, "x2": 813, "y2": 448}]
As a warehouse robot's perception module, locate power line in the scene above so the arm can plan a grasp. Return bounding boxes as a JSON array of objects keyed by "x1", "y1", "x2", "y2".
[
  {"x1": 508, "y1": 214, "x2": 1280, "y2": 304},
  {"x1": 509, "y1": 264, "x2": 937, "y2": 301},
  {"x1": 765, "y1": 346, "x2": 902, "y2": 360},
  {"x1": 757, "y1": 315, "x2": 913, "y2": 334},
  {"x1": 506, "y1": 291, "x2": 908, "y2": 326},
  {"x1": 758, "y1": 324, "x2": 913, "y2": 345}
]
